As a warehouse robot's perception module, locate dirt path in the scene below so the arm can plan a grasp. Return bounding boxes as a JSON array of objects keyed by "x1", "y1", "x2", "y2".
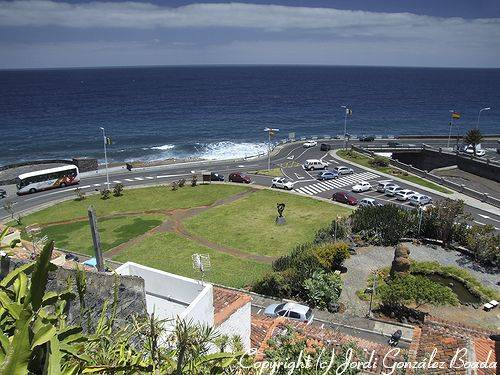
[{"x1": 104, "y1": 189, "x2": 276, "y2": 264}]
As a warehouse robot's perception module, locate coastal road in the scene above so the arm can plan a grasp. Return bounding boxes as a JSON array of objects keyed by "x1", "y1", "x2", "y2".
[{"x1": 1, "y1": 138, "x2": 499, "y2": 230}]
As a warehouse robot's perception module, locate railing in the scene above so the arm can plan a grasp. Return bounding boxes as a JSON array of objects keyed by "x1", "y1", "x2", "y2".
[{"x1": 351, "y1": 145, "x2": 500, "y2": 209}]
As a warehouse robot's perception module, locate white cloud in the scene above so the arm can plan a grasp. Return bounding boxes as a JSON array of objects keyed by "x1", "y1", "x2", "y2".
[{"x1": 0, "y1": 0, "x2": 499, "y2": 46}]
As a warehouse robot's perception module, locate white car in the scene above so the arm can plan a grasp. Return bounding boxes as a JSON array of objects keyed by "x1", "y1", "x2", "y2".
[
  {"x1": 352, "y1": 181, "x2": 371, "y2": 192},
  {"x1": 271, "y1": 177, "x2": 294, "y2": 190},
  {"x1": 396, "y1": 189, "x2": 416, "y2": 201},
  {"x1": 303, "y1": 141, "x2": 318, "y2": 148},
  {"x1": 385, "y1": 185, "x2": 402, "y2": 196},
  {"x1": 462, "y1": 144, "x2": 486, "y2": 157},
  {"x1": 377, "y1": 180, "x2": 396, "y2": 193},
  {"x1": 359, "y1": 198, "x2": 381, "y2": 207},
  {"x1": 303, "y1": 159, "x2": 328, "y2": 171},
  {"x1": 334, "y1": 166, "x2": 354, "y2": 175},
  {"x1": 409, "y1": 194, "x2": 432, "y2": 206},
  {"x1": 264, "y1": 302, "x2": 314, "y2": 324}
]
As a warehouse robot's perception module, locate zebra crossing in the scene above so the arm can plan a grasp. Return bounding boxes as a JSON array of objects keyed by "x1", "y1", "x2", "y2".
[{"x1": 294, "y1": 171, "x2": 379, "y2": 196}]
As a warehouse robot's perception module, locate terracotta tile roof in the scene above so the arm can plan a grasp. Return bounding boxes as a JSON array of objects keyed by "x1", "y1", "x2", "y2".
[
  {"x1": 408, "y1": 316, "x2": 498, "y2": 374},
  {"x1": 213, "y1": 287, "x2": 252, "y2": 326},
  {"x1": 250, "y1": 313, "x2": 406, "y2": 373}
]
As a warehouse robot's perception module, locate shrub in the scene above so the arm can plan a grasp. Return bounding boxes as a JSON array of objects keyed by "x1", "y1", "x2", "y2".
[
  {"x1": 74, "y1": 187, "x2": 86, "y2": 201},
  {"x1": 100, "y1": 188, "x2": 111, "y2": 200},
  {"x1": 252, "y1": 270, "x2": 296, "y2": 298},
  {"x1": 350, "y1": 204, "x2": 417, "y2": 245},
  {"x1": 369, "y1": 155, "x2": 390, "y2": 168},
  {"x1": 313, "y1": 242, "x2": 350, "y2": 271},
  {"x1": 113, "y1": 182, "x2": 124, "y2": 197},
  {"x1": 171, "y1": 181, "x2": 178, "y2": 191},
  {"x1": 178, "y1": 178, "x2": 186, "y2": 188},
  {"x1": 466, "y1": 224, "x2": 500, "y2": 268},
  {"x1": 378, "y1": 274, "x2": 459, "y2": 310},
  {"x1": 191, "y1": 175, "x2": 198, "y2": 187},
  {"x1": 303, "y1": 270, "x2": 343, "y2": 310},
  {"x1": 313, "y1": 217, "x2": 351, "y2": 244}
]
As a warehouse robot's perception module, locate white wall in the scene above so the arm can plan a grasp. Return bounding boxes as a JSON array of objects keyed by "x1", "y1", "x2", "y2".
[{"x1": 216, "y1": 302, "x2": 251, "y2": 351}]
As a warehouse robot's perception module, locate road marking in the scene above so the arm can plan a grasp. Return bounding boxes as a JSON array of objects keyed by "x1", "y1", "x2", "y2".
[
  {"x1": 257, "y1": 309, "x2": 262, "y2": 314},
  {"x1": 328, "y1": 159, "x2": 339, "y2": 164},
  {"x1": 287, "y1": 155, "x2": 294, "y2": 160},
  {"x1": 124, "y1": 179, "x2": 134, "y2": 182},
  {"x1": 23, "y1": 185, "x2": 92, "y2": 201},
  {"x1": 478, "y1": 214, "x2": 500, "y2": 224},
  {"x1": 113, "y1": 180, "x2": 121, "y2": 184},
  {"x1": 133, "y1": 177, "x2": 143, "y2": 181},
  {"x1": 93, "y1": 184, "x2": 100, "y2": 187},
  {"x1": 294, "y1": 173, "x2": 305, "y2": 180},
  {"x1": 295, "y1": 172, "x2": 380, "y2": 196},
  {"x1": 145, "y1": 176, "x2": 154, "y2": 180}
]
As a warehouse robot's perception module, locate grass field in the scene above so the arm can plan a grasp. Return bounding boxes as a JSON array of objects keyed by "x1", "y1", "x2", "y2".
[
  {"x1": 21, "y1": 184, "x2": 249, "y2": 225},
  {"x1": 249, "y1": 168, "x2": 283, "y2": 177},
  {"x1": 35, "y1": 214, "x2": 164, "y2": 256},
  {"x1": 184, "y1": 189, "x2": 352, "y2": 257},
  {"x1": 337, "y1": 150, "x2": 453, "y2": 194},
  {"x1": 113, "y1": 232, "x2": 271, "y2": 288}
]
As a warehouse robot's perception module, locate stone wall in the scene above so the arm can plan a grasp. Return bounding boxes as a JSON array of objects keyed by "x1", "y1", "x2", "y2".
[
  {"x1": 0, "y1": 257, "x2": 147, "y2": 330},
  {"x1": 73, "y1": 157, "x2": 98, "y2": 173}
]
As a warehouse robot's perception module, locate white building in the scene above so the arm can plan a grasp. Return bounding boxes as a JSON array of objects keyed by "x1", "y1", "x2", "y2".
[{"x1": 115, "y1": 262, "x2": 251, "y2": 350}]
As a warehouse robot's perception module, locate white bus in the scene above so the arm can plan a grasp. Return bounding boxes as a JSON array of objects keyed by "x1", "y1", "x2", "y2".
[{"x1": 16, "y1": 165, "x2": 80, "y2": 195}]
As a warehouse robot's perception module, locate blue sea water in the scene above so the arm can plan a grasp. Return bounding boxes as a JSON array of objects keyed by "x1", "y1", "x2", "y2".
[{"x1": 0, "y1": 65, "x2": 499, "y2": 165}]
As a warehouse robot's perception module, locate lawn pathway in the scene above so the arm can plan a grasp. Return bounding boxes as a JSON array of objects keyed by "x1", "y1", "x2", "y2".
[{"x1": 104, "y1": 189, "x2": 277, "y2": 264}]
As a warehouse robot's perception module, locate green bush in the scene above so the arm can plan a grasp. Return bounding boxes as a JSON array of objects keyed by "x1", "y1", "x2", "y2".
[
  {"x1": 313, "y1": 242, "x2": 350, "y2": 271},
  {"x1": 350, "y1": 204, "x2": 417, "y2": 245},
  {"x1": 303, "y1": 270, "x2": 343, "y2": 310},
  {"x1": 313, "y1": 217, "x2": 351, "y2": 244},
  {"x1": 378, "y1": 274, "x2": 459, "y2": 309},
  {"x1": 369, "y1": 155, "x2": 390, "y2": 168},
  {"x1": 466, "y1": 224, "x2": 500, "y2": 268}
]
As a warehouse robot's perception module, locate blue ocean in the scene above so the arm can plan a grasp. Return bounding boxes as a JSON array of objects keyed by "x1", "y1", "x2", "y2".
[{"x1": 1, "y1": 66, "x2": 499, "y2": 165}]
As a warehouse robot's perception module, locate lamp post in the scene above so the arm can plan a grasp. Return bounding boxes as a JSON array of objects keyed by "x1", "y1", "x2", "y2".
[
  {"x1": 264, "y1": 128, "x2": 279, "y2": 171},
  {"x1": 476, "y1": 107, "x2": 491, "y2": 129},
  {"x1": 341, "y1": 105, "x2": 351, "y2": 150},
  {"x1": 447, "y1": 110, "x2": 455, "y2": 149},
  {"x1": 99, "y1": 127, "x2": 110, "y2": 189}
]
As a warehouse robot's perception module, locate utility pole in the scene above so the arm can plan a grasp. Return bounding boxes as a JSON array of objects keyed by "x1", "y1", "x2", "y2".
[
  {"x1": 99, "y1": 127, "x2": 110, "y2": 189},
  {"x1": 476, "y1": 107, "x2": 491, "y2": 129},
  {"x1": 264, "y1": 127, "x2": 279, "y2": 171},
  {"x1": 367, "y1": 273, "x2": 377, "y2": 318},
  {"x1": 341, "y1": 105, "x2": 351, "y2": 150},
  {"x1": 88, "y1": 206, "x2": 105, "y2": 272}
]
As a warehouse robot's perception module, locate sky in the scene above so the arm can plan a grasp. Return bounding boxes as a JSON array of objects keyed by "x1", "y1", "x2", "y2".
[{"x1": 1, "y1": 0, "x2": 500, "y2": 69}]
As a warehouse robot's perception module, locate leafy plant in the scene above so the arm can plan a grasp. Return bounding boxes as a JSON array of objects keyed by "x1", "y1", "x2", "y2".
[
  {"x1": 369, "y1": 155, "x2": 390, "y2": 168},
  {"x1": 100, "y1": 189, "x2": 111, "y2": 200},
  {"x1": 171, "y1": 181, "x2": 178, "y2": 191},
  {"x1": 463, "y1": 128, "x2": 484, "y2": 156},
  {"x1": 112, "y1": 183, "x2": 124, "y2": 197},
  {"x1": 466, "y1": 224, "x2": 500, "y2": 268},
  {"x1": 74, "y1": 188, "x2": 86, "y2": 201},
  {"x1": 191, "y1": 175, "x2": 197, "y2": 187},
  {"x1": 303, "y1": 270, "x2": 343, "y2": 311},
  {"x1": 178, "y1": 179, "x2": 186, "y2": 188},
  {"x1": 313, "y1": 242, "x2": 350, "y2": 271},
  {"x1": 313, "y1": 217, "x2": 351, "y2": 244}
]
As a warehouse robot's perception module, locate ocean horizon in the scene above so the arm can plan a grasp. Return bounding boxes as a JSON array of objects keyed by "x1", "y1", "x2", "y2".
[{"x1": 1, "y1": 65, "x2": 499, "y2": 165}]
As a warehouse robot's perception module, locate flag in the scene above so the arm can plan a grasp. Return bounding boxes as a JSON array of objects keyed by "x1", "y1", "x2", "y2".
[
  {"x1": 105, "y1": 137, "x2": 112, "y2": 145},
  {"x1": 451, "y1": 111, "x2": 461, "y2": 120},
  {"x1": 346, "y1": 108, "x2": 352, "y2": 116}
]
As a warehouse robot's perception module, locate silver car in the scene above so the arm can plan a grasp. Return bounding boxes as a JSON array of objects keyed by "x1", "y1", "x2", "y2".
[
  {"x1": 264, "y1": 302, "x2": 314, "y2": 324},
  {"x1": 409, "y1": 194, "x2": 432, "y2": 206},
  {"x1": 334, "y1": 166, "x2": 354, "y2": 175},
  {"x1": 385, "y1": 185, "x2": 402, "y2": 197}
]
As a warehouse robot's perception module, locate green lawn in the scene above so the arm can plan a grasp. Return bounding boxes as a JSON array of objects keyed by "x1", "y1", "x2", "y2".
[
  {"x1": 113, "y1": 232, "x2": 271, "y2": 288},
  {"x1": 35, "y1": 214, "x2": 164, "y2": 256},
  {"x1": 21, "y1": 184, "x2": 249, "y2": 226},
  {"x1": 249, "y1": 168, "x2": 283, "y2": 177},
  {"x1": 184, "y1": 189, "x2": 352, "y2": 257},
  {"x1": 337, "y1": 150, "x2": 453, "y2": 194}
]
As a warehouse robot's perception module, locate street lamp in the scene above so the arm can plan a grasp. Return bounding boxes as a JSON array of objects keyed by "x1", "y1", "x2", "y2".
[
  {"x1": 99, "y1": 127, "x2": 110, "y2": 189},
  {"x1": 341, "y1": 105, "x2": 351, "y2": 150},
  {"x1": 476, "y1": 107, "x2": 491, "y2": 129},
  {"x1": 264, "y1": 128, "x2": 279, "y2": 171}
]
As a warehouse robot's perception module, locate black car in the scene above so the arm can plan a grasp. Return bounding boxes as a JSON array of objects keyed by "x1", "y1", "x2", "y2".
[
  {"x1": 320, "y1": 143, "x2": 331, "y2": 151},
  {"x1": 210, "y1": 172, "x2": 224, "y2": 181},
  {"x1": 0, "y1": 189, "x2": 6, "y2": 199},
  {"x1": 387, "y1": 141, "x2": 401, "y2": 147},
  {"x1": 358, "y1": 135, "x2": 375, "y2": 142}
]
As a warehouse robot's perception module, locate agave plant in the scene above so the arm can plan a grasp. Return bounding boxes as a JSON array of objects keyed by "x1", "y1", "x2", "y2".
[{"x1": 0, "y1": 241, "x2": 89, "y2": 374}]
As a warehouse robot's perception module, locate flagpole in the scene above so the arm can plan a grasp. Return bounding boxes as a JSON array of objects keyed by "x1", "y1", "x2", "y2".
[{"x1": 100, "y1": 127, "x2": 110, "y2": 189}]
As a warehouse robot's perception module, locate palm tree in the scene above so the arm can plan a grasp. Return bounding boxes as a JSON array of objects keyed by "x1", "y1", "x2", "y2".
[{"x1": 463, "y1": 128, "x2": 483, "y2": 156}]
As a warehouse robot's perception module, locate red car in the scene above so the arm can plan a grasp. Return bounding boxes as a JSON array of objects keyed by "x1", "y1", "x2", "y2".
[
  {"x1": 228, "y1": 172, "x2": 252, "y2": 184},
  {"x1": 332, "y1": 191, "x2": 358, "y2": 205}
]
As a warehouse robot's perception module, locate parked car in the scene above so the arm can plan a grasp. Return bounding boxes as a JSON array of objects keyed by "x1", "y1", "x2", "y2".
[
  {"x1": 385, "y1": 185, "x2": 403, "y2": 197},
  {"x1": 210, "y1": 172, "x2": 224, "y2": 181},
  {"x1": 317, "y1": 171, "x2": 339, "y2": 181},
  {"x1": 377, "y1": 180, "x2": 396, "y2": 193},
  {"x1": 358, "y1": 135, "x2": 375, "y2": 142},
  {"x1": 409, "y1": 194, "x2": 432, "y2": 206},
  {"x1": 228, "y1": 172, "x2": 251, "y2": 184},
  {"x1": 271, "y1": 177, "x2": 294, "y2": 190},
  {"x1": 332, "y1": 191, "x2": 358, "y2": 205},
  {"x1": 320, "y1": 143, "x2": 332, "y2": 151},
  {"x1": 333, "y1": 166, "x2": 354, "y2": 175},
  {"x1": 461, "y1": 144, "x2": 486, "y2": 157},
  {"x1": 303, "y1": 159, "x2": 328, "y2": 171},
  {"x1": 303, "y1": 140, "x2": 317, "y2": 148},
  {"x1": 359, "y1": 198, "x2": 382, "y2": 207},
  {"x1": 352, "y1": 181, "x2": 371, "y2": 192},
  {"x1": 0, "y1": 189, "x2": 6, "y2": 199},
  {"x1": 264, "y1": 302, "x2": 314, "y2": 324},
  {"x1": 396, "y1": 189, "x2": 416, "y2": 201}
]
